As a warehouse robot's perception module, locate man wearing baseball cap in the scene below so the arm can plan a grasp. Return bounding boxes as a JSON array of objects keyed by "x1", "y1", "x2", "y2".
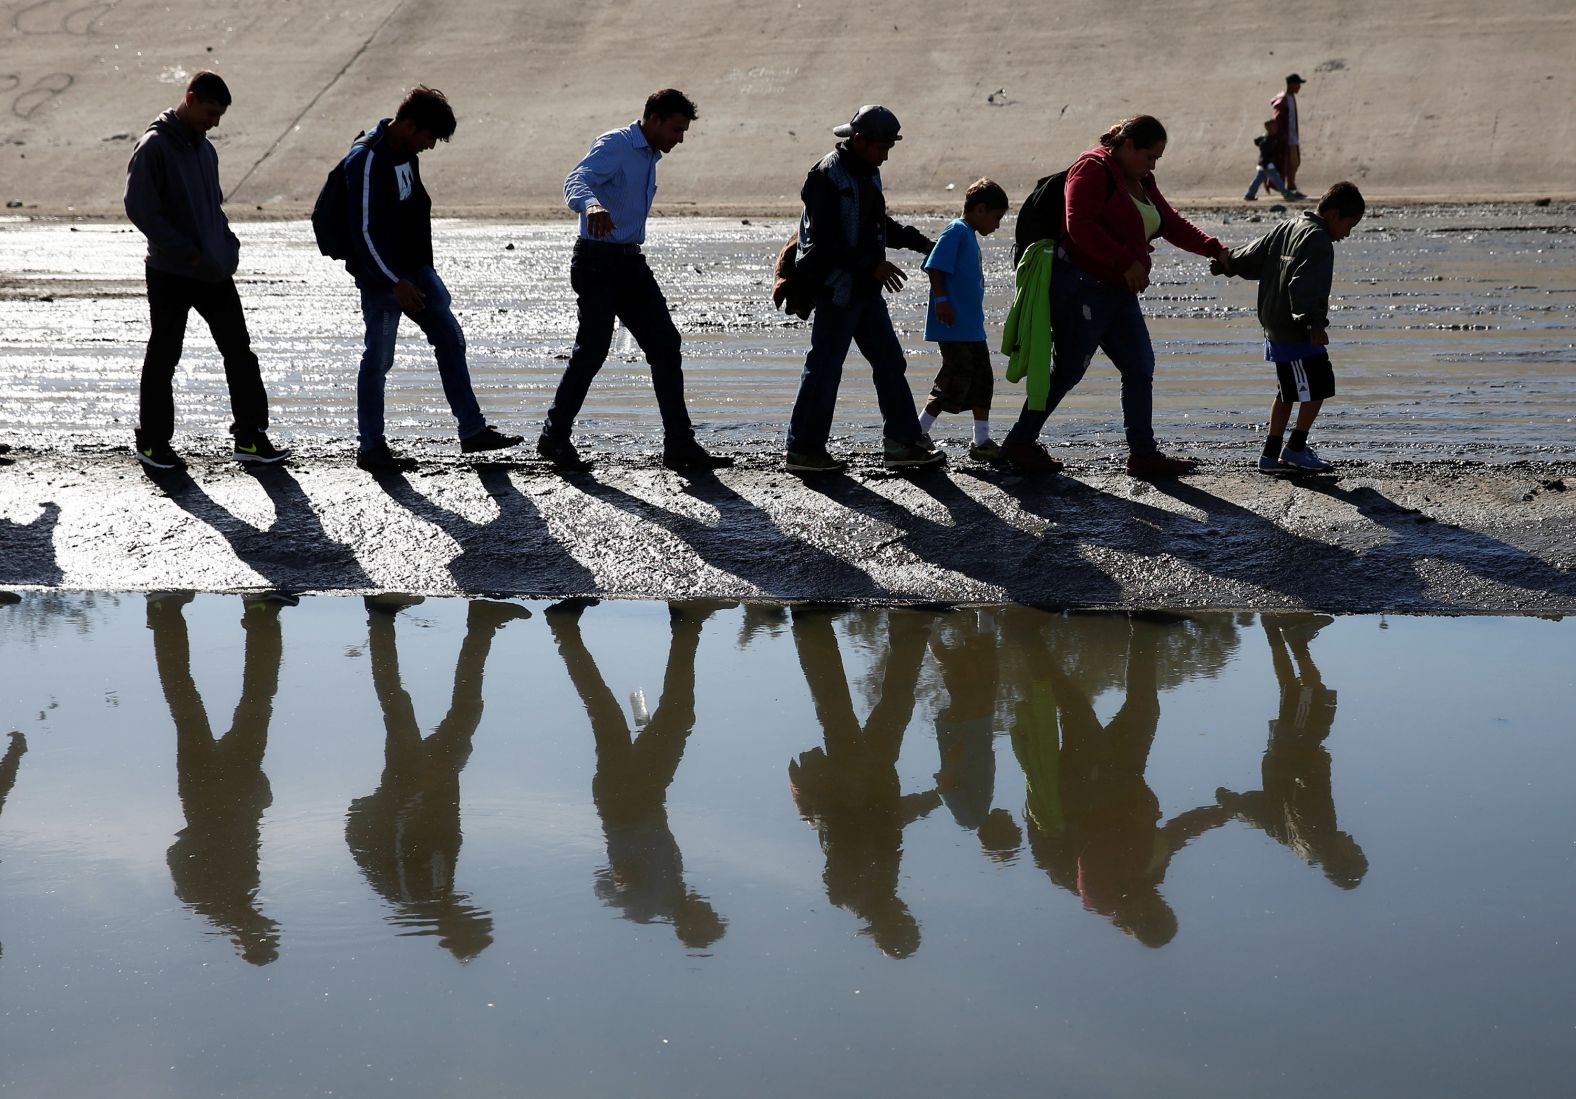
[
  {"x1": 1271, "y1": 74, "x2": 1306, "y2": 199},
  {"x1": 785, "y1": 105, "x2": 941, "y2": 473}
]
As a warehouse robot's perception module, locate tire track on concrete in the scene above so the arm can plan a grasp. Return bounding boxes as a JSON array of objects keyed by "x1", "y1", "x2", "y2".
[{"x1": 225, "y1": 0, "x2": 409, "y2": 202}]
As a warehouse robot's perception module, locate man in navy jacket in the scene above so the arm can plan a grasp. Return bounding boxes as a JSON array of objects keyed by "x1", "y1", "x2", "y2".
[{"x1": 340, "y1": 86, "x2": 521, "y2": 473}]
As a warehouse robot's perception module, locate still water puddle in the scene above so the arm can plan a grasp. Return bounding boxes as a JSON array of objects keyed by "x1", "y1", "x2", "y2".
[{"x1": 1, "y1": 594, "x2": 1573, "y2": 1096}]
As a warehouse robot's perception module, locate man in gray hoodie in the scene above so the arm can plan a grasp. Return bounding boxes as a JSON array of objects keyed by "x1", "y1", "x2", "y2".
[{"x1": 124, "y1": 71, "x2": 287, "y2": 471}]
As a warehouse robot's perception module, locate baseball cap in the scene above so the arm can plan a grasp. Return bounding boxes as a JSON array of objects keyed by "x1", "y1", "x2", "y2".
[
  {"x1": 833, "y1": 104, "x2": 903, "y2": 142},
  {"x1": 1286, "y1": 73, "x2": 1306, "y2": 84}
]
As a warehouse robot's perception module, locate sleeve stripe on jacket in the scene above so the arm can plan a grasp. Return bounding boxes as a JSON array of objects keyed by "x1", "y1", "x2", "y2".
[{"x1": 360, "y1": 151, "x2": 398, "y2": 283}]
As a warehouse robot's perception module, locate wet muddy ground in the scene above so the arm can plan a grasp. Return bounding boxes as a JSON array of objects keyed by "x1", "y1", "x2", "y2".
[{"x1": 1, "y1": 206, "x2": 1574, "y2": 610}]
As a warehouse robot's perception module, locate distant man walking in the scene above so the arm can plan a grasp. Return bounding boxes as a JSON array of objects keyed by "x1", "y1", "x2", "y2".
[
  {"x1": 338, "y1": 86, "x2": 522, "y2": 473},
  {"x1": 785, "y1": 105, "x2": 941, "y2": 473},
  {"x1": 1271, "y1": 74, "x2": 1306, "y2": 199},
  {"x1": 539, "y1": 89, "x2": 732, "y2": 473},
  {"x1": 123, "y1": 71, "x2": 287, "y2": 471}
]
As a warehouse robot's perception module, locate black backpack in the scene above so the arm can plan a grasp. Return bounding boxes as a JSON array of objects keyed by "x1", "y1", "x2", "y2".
[
  {"x1": 1012, "y1": 159, "x2": 1117, "y2": 265},
  {"x1": 311, "y1": 131, "x2": 373, "y2": 261},
  {"x1": 1013, "y1": 169, "x2": 1070, "y2": 265}
]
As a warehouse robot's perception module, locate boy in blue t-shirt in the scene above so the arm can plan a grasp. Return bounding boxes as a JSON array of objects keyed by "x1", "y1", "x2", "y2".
[{"x1": 919, "y1": 178, "x2": 1010, "y2": 461}]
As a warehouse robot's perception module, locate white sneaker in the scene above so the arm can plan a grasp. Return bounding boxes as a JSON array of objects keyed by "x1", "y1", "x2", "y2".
[{"x1": 1279, "y1": 446, "x2": 1333, "y2": 472}]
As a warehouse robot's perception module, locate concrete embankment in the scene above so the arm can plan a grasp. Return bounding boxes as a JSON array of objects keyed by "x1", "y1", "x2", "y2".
[
  {"x1": 4, "y1": 1, "x2": 1575, "y2": 216},
  {"x1": 2, "y1": 444, "x2": 1573, "y2": 613}
]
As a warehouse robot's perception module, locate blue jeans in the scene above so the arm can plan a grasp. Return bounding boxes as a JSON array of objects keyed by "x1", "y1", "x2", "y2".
[
  {"x1": 1246, "y1": 163, "x2": 1288, "y2": 199},
  {"x1": 1005, "y1": 262, "x2": 1158, "y2": 454},
  {"x1": 786, "y1": 293, "x2": 922, "y2": 454},
  {"x1": 356, "y1": 267, "x2": 485, "y2": 450},
  {"x1": 543, "y1": 243, "x2": 693, "y2": 444}
]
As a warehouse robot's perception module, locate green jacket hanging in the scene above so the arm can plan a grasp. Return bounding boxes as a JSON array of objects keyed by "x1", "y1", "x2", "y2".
[{"x1": 1001, "y1": 240, "x2": 1055, "y2": 411}]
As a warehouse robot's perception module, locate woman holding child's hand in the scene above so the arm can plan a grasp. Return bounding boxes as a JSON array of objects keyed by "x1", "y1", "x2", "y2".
[{"x1": 1001, "y1": 115, "x2": 1230, "y2": 479}]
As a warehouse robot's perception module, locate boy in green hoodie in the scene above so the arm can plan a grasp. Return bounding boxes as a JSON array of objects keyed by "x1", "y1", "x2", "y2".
[{"x1": 1216, "y1": 181, "x2": 1365, "y2": 473}]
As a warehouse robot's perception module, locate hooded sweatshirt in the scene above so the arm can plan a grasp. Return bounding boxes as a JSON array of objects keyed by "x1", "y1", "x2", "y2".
[{"x1": 124, "y1": 109, "x2": 240, "y2": 283}]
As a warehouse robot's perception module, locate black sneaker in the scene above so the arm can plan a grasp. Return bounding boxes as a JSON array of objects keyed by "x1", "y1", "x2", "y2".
[
  {"x1": 234, "y1": 432, "x2": 290, "y2": 465},
  {"x1": 784, "y1": 450, "x2": 847, "y2": 474},
  {"x1": 136, "y1": 441, "x2": 187, "y2": 471},
  {"x1": 356, "y1": 443, "x2": 418, "y2": 474},
  {"x1": 537, "y1": 434, "x2": 592, "y2": 472},
  {"x1": 460, "y1": 426, "x2": 524, "y2": 454},
  {"x1": 883, "y1": 436, "x2": 946, "y2": 471},
  {"x1": 662, "y1": 440, "x2": 734, "y2": 471}
]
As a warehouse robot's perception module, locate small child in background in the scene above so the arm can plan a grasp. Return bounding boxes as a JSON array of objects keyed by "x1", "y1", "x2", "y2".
[
  {"x1": 1216, "y1": 181, "x2": 1366, "y2": 473},
  {"x1": 920, "y1": 178, "x2": 1010, "y2": 461},
  {"x1": 1244, "y1": 118, "x2": 1288, "y2": 201}
]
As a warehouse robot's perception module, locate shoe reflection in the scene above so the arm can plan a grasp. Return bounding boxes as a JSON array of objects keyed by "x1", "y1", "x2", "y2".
[
  {"x1": 1216, "y1": 614, "x2": 1368, "y2": 888},
  {"x1": 346, "y1": 598, "x2": 528, "y2": 961},
  {"x1": 549, "y1": 599, "x2": 727, "y2": 951},
  {"x1": 1011, "y1": 614, "x2": 1233, "y2": 948},
  {"x1": 788, "y1": 607, "x2": 941, "y2": 959},
  {"x1": 151, "y1": 592, "x2": 283, "y2": 966}
]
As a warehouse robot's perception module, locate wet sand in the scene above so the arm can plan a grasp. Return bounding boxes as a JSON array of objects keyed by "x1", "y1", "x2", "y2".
[
  {"x1": 2, "y1": 446, "x2": 1573, "y2": 613},
  {"x1": 2, "y1": 210, "x2": 1573, "y2": 611}
]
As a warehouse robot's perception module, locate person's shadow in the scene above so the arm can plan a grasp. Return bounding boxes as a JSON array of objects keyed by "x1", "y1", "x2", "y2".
[
  {"x1": 1216, "y1": 613, "x2": 1368, "y2": 889},
  {"x1": 0, "y1": 501, "x2": 62, "y2": 587},
  {"x1": 802, "y1": 472, "x2": 1123, "y2": 607},
  {"x1": 150, "y1": 592, "x2": 285, "y2": 966},
  {"x1": 928, "y1": 610, "x2": 1022, "y2": 860},
  {"x1": 1008, "y1": 611, "x2": 1233, "y2": 948},
  {"x1": 570, "y1": 474, "x2": 884, "y2": 600},
  {"x1": 143, "y1": 465, "x2": 371, "y2": 592},
  {"x1": 1297, "y1": 479, "x2": 1576, "y2": 608},
  {"x1": 373, "y1": 465, "x2": 599, "y2": 596},
  {"x1": 547, "y1": 598, "x2": 728, "y2": 951},
  {"x1": 787, "y1": 606, "x2": 941, "y2": 958},
  {"x1": 345, "y1": 597, "x2": 530, "y2": 961}
]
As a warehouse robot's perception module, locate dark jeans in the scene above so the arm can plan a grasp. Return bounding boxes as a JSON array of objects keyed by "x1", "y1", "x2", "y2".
[
  {"x1": 1004, "y1": 261, "x2": 1158, "y2": 455},
  {"x1": 543, "y1": 243, "x2": 693, "y2": 444},
  {"x1": 356, "y1": 267, "x2": 485, "y2": 450},
  {"x1": 137, "y1": 266, "x2": 269, "y2": 446},
  {"x1": 786, "y1": 292, "x2": 922, "y2": 454}
]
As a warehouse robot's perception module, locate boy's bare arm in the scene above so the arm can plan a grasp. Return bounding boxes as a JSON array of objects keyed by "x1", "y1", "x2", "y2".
[{"x1": 926, "y1": 269, "x2": 955, "y2": 326}]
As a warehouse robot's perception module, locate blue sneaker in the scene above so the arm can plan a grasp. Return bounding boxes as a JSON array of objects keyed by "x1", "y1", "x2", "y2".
[{"x1": 1279, "y1": 446, "x2": 1334, "y2": 473}]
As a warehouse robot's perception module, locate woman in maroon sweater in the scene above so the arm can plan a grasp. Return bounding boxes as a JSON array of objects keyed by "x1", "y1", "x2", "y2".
[{"x1": 1002, "y1": 116, "x2": 1228, "y2": 478}]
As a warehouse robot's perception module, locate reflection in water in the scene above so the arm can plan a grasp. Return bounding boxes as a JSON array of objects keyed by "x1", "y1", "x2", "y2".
[
  {"x1": 789, "y1": 608, "x2": 940, "y2": 959},
  {"x1": 0, "y1": 730, "x2": 24, "y2": 816},
  {"x1": 346, "y1": 597, "x2": 529, "y2": 961},
  {"x1": 151, "y1": 591, "x2": 284, "y2": 966},
  {"x1": 1010, "y1": 613, "x2": 1233, "y2": 947},
  {"x1": 550, "y1": 599, "x2": 728, "y2": 950},
  {"x1": 1217, "y1": 614, "x2": 1368, "y2": 888},
  {"x1": 10, "y1": 593, "x2": 1576, "y2": 1097},
  {"x1": 0, "y1": 727, "x2": 24, "y2": 965},
  {"x1": 929, "y1": 611, "x2": 1021, "y2": 860}
]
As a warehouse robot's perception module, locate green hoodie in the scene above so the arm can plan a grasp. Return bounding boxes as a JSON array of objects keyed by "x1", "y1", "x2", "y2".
[{"x1": 1001, "y1": 240, "x2": 1055, "y2": 410}]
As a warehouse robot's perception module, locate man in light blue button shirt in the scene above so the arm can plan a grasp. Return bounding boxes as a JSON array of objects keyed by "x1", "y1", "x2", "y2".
[{"x1": 539, "y1": 89, "x2": 731, "y2": 473}]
